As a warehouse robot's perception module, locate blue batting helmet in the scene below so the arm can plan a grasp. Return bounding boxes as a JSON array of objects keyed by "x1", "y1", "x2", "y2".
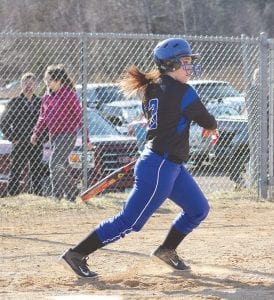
[{"x1": 153, "y1": 38, "x2": 199, "y2": 72}]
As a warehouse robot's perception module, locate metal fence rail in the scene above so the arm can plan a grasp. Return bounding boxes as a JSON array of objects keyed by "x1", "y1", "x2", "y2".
[{"x1": 0, "y1": 32, "x2": 273, "y2": 200}]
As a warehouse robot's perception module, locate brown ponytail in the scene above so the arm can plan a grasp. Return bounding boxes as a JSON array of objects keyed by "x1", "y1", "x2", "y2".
[{"x1": 119, "y1": 65, "x2": 160, "y2": 101}]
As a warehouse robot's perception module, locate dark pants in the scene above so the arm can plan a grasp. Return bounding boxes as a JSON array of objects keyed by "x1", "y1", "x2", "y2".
[
  {"x1": 8, "y1": 142, "x2": 44, "y2": 196},
  {"x1": 49, "y1": 133, "x2": 78, "y2": 201},
  {"x1": 228, "y1": 146, "x2": 249, "y2": 185}
]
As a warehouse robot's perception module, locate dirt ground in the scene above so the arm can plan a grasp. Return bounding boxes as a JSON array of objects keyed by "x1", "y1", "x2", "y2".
[{"x1": 1, "y1": 190, "x2": 274, "y2": 300}]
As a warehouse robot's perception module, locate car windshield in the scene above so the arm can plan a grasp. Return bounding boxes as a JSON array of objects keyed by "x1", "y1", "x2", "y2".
[
  {"x1": 77, "y1": 85, "x2": 125, "y2": 105},
  {"x1": 193, "y1": 83, "x2": 241, "y2": 100},
  {"x1": 94, "y1": 86, "x2": 124, "y2": 102},
  {"x1": 87, "y1": 110, "x2": 120, "y2": 135},
  {"x1": 207, "y1": 103, "x2": 241, "y2": 117}
]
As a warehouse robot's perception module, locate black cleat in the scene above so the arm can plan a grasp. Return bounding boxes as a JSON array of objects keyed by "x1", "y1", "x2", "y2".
[
  {"x1": 151, "y1": 246, "x2": 191, "y2": 271},
  {"x1": 60, "y1": 248, "x2": 97, "y2": 278}
]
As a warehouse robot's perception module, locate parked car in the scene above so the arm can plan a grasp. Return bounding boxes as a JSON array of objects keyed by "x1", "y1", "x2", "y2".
[
  {"x1": 69, "y1": 109, "x2": 138, "y2": 192},
  {"x1": 127, "y1": 102, "x2": 237, "y2": 157},
  {"x1": 189, "y1": 79, "x2": 246, "y2": 114},
  {"x1": 0, "y1": 99, "x2": 10, "y2": 115},
  {"x1": 209, "y1": 113, "x2": 249, "y2": 187},
  {"x1": 188, "y1": 102, "x2": 244, "y2": 169},
  {"x1": 75, "y1": 83, "x2": 126, "y2": 110},
  {"x1": 126, "y1": 100, "x2": 249, "y2": 182},
  {"x1": 0, "y1": 135, "x2": 12, "y2": 196},
  {"x1": 0, "y1": 81, "x2": 21, "y2": 99},
  {"x1": 101, "y1": 99, "x2": 143, "y2": 134},
  {"x1": 0, "y1": 106, "x2": 139, "y2": 197},
  {"x1": 127, "y1": 116, "x2": 148, "y2": 151}
]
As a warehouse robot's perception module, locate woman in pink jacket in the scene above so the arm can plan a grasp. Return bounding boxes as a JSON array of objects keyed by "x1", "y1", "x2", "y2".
[{"x1": 31, "y1": 64, "x2": 86, "y2": 202}]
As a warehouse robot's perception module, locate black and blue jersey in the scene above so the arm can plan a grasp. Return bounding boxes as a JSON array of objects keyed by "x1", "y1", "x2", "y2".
[{"x1": 143, "y1": 75, "x2": 217, "y2": 162}]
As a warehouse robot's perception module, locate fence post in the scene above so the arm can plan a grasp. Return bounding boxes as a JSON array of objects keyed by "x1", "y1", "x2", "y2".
[
  {"x1": 268, "y1": 38, "x2": 274, "y2": 200},
  {"x1": 80, "y1": 33, "x2": 89, "y2": 191},
  {"x1": 241, "y1": 34, "x2": 259, "y2": 193},
  {"x1": 259, "y1": 32, "x2": 269, "y2": 199}
]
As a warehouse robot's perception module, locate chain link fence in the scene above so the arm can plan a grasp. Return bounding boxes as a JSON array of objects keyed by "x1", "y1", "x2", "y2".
[{"x1": 0, "y1": 32, "x2": 273, "y2": 200}]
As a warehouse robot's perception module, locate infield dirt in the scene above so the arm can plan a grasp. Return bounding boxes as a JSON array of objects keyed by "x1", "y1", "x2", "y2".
[{"x1": 1, "y1": 191, "x2": 274, "y2": 299}]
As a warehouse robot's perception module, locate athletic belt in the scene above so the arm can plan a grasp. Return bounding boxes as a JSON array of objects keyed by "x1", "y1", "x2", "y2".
[{"x1": 152, "y1": 149, "x2": 183, "y2": 165}]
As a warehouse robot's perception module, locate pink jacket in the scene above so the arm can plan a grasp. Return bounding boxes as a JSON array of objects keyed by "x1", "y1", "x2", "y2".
[{"x1": 34, "y1": 86, "x2": 82, "y2": 137}]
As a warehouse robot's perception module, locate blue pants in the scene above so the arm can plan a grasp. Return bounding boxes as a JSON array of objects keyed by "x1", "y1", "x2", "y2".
[{"x1": 96, "y1": 148, "x2": 210, "y2": 245}]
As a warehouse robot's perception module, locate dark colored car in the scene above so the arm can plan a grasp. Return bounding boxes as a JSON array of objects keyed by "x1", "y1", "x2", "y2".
[
  {"x1": 68, "y1": 109, "x2": 138, "y2": 192},
  {"x1": 0, "y1": 106, "x2": 138, "y2": 197}
]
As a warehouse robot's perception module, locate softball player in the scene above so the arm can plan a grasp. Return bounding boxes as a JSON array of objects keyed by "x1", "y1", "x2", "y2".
[{"x1": 60, "y1": 38, "x2": 217, "y2": 277}]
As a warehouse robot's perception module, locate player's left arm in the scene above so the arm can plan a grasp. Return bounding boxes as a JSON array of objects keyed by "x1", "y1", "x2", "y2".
[
  {"x1": 185, "y1": 100, "x2": 217, "y2": 130},
  {"x1": 181, "y1": 85, "x2": 217, "y2": 130}
]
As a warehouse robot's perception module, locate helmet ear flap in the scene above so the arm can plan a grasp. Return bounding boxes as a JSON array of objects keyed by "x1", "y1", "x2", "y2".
[{"x1": 156, "y1": 57, "x2": 182, "y2": 72}]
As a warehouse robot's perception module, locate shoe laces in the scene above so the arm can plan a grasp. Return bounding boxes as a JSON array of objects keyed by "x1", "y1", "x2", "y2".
[
  {"x1": 80, "y1": 256, "x2": 90, "y2": 269},
  {"x1": 169, "y1": 249, "x2": 181, "y2": 263}
]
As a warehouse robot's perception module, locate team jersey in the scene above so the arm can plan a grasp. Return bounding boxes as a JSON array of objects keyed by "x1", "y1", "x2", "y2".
[{"x1": 144, "y1": 75, "x2": 217, "y2": 162}]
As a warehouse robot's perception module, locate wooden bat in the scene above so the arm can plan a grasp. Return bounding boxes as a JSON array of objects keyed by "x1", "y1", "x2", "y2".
[{"x1": 80, "y1": 159, "x2": 137, "y2": 202}]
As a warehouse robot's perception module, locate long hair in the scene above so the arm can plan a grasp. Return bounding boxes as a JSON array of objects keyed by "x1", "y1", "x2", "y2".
[
  {"x1": 119, "y1": 65, "x2": 160, "y2": 101},
  {"x1": 44, "y1": 64, "x2": 74, "y2": 90}
]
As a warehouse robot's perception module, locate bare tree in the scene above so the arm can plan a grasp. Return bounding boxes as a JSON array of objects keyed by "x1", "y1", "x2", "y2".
[{"x1": 0, "y1": 0, "x2": 273, "y2": 37}]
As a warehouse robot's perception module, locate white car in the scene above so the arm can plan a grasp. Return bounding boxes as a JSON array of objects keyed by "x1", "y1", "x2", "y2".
[
  {"x1": 101, "y1": 99, "x2": 143, "y2": 134},
  {"x1": 189, "y1": 79, "x2": 246, "y2": 114},
  {"x1": 0, "y1": 99, "x2": 10, "y2": 115},
  {"x1": 188, "y1": 102, "x2": 246, "y2": 170}
]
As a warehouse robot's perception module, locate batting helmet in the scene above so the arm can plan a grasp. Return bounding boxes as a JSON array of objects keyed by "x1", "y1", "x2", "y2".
[{"x1": 153, "y1": 38, "x2": 199, "y2": 72}]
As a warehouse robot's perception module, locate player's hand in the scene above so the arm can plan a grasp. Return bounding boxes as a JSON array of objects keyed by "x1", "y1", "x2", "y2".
[
  {"x1": 202, "y1": 128, "x2": 219, "y2": 139},
  {"x1": 202, "y1": 129, "x2": 219, "y2": 144}
]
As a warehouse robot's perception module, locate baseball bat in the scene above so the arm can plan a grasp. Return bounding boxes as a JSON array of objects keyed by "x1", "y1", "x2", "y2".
[{"x1": 80, "y1": 159, "x2": 137, "y2": 202}]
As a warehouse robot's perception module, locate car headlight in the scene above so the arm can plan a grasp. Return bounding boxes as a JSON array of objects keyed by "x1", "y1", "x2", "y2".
[{"x1": 69, "y1": 151, "x2": 95, "y2": 168}]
